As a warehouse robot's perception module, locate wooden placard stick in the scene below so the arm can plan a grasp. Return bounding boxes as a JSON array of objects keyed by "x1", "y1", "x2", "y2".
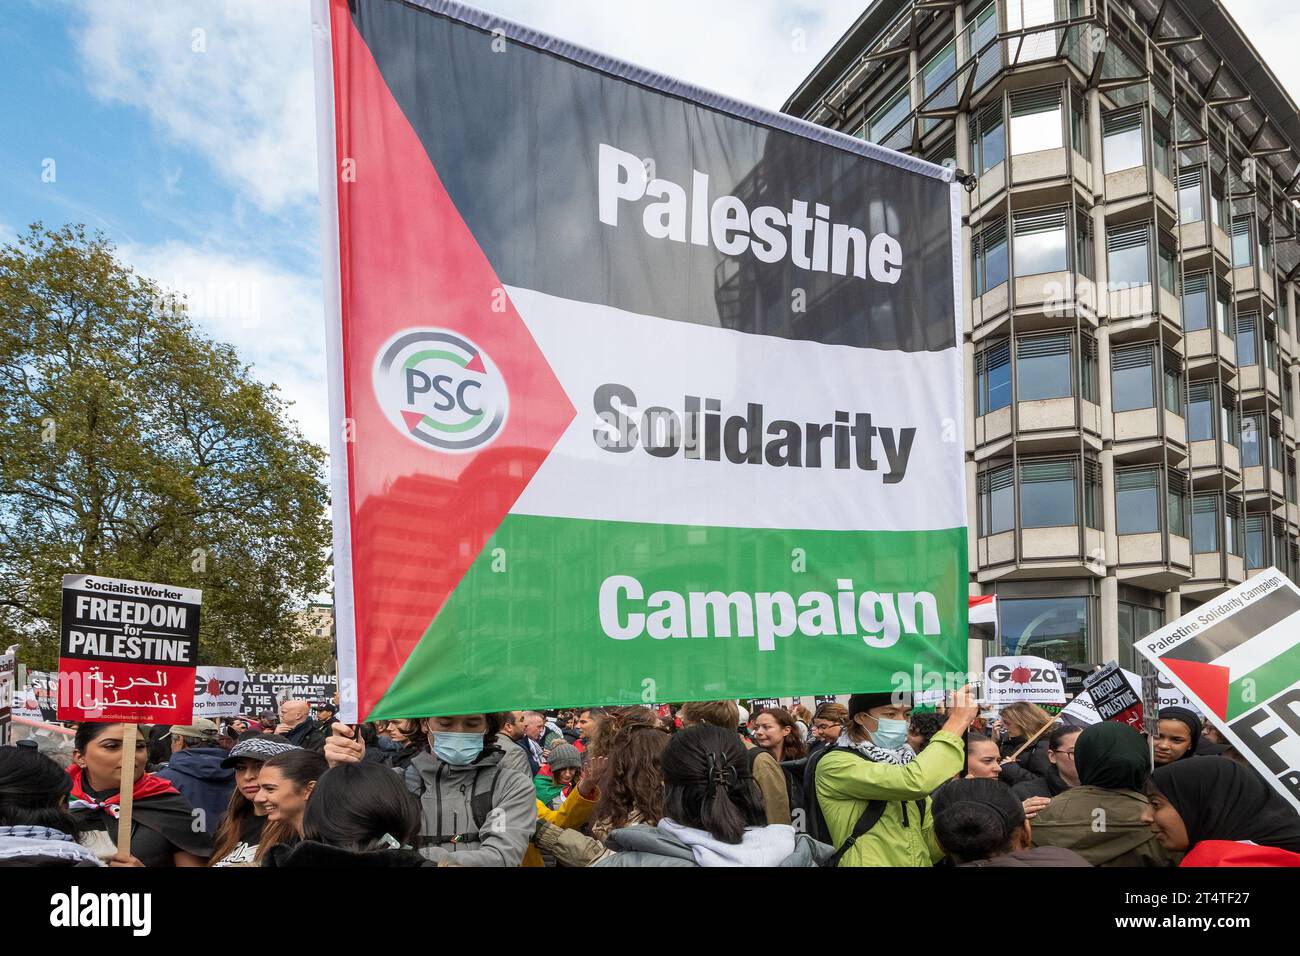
[
  {"x1": 1008, "y1": 717, "x2": 1054, "y2": 761},
  {"x1": 115, "y1": 723, "x2": 138, "y2": 860}
]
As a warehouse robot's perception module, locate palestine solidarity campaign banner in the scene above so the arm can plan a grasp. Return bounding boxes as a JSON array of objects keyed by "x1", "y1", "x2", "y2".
[
  {"x1": 1136, "y1": 568, "x2": 1300, "y2": 812},
  {"x1": 314, "y1": 0, "x2": 966, "y2": 721}
]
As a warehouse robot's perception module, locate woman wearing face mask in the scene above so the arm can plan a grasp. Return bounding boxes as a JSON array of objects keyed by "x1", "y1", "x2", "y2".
[
  {"x1": 252, "y1": 749, "x2": 327, "y2": 864},
  {"x1": 208, "y1": 736, "x2": 298, "y2": 867},
  {"x1": 811, "y1": 686, "x2": 978, "y2": 867},
  {"x1": 67, "y1": 723, "x2": 212, "y2": 867},
  {"x1": 1142, "y1": 757, "x2": 1300, "y2": 866},
  {"x1": 325, "y1": 712, "x2": 537, "y2": 866}
]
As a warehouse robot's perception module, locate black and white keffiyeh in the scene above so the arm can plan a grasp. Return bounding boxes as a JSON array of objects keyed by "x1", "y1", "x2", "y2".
[{"x1": 834, "y1": 731, "x2": 917, "y2": 766}]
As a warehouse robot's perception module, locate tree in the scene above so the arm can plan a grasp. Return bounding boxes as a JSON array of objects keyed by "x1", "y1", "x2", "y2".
[{"x1": 0, "y1": 223, "x2": 332, "y2": 672}]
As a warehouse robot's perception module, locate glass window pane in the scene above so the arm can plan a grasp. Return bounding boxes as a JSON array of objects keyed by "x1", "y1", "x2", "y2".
[
  {"x1": 1112, "y1": 348, "x2": 1154, "y2": 411},
  {"x1": 866, "y1": 86, "x2": 910, "y2": 143},
  {"x1": 1108, "y1": 244, "x2": 1149, "y2": 287},
  {"x1": 1020, "y1": 462, "x2": 1076, "y2": 527},
  {"x1": 1011, "y1": 90, "x2": 1063, "y2": 154},
  {"x1": 1014, "y1": 212, "x2": 1069, "y2": 276},
  {"x1": 1116, "y1": 469, "x2": 1159, "y2": 533},
  {"x1": 1167, "y1": 481, "x2": 1187, "y2": 537},
  {"x1": 985, "y1": 230, "x2": 1009, "y2": 289},
  {"x1": 1017, "y1": 336, "x2": 1072, "y2": 400},
  {"x1": 1178, "y1": 172, "x2": 1204, "y2": 222},
  {"x1": 1182, "y1": 288, "x2": 1208, "y2": 331},
  {"x1": 998, "y1": 597, "x2": 1089, "y2": 668},
  {"x1": 1237, "y1": 319, "x2": 1257, "y2": 366},
  {"x1": 1193, "y1": 497, "x2": 1218, "y2": 553},
  {"x1": 1103, "y1": 113, "x2": 1144, "y2": 173},
  {"x1": 1188, "y1": 387, "x2": 1214, "y2": 441},
  {"x1": 1241, "y1": 414, "x2": 1262, "y2": 466}
]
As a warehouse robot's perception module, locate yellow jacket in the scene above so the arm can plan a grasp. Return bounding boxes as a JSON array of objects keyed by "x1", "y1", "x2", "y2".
[{"x1": 522, "y1": 790, "x2": 597, "y2": 867}]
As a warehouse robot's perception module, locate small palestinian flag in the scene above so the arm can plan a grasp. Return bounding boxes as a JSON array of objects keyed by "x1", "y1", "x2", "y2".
[
  {"x1": 1143, "y1": 570, "x2": 1300, "y2": 722},
  {"x1": 969, "y1": 595, "x2": 998, "y2": 642}
]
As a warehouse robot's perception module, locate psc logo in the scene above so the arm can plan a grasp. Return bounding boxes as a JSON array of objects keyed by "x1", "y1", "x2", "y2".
[{"x1": 373, "y1": 329, "x2": 508, "y2": 452}]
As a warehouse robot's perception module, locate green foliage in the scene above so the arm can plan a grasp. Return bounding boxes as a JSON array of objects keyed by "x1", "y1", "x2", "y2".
[{"x1": 0, "y1": 223, "x2": 333, "y2": 671}]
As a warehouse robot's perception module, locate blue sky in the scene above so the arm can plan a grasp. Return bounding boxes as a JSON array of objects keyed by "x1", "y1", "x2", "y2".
[{"x1": 3, "y1": 0, "x2": 1297, "y2": 450}]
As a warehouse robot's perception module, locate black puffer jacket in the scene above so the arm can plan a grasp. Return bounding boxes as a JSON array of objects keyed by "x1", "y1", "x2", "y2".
[
  {"x1": 262, "y1": 840, "x2": 433, "y2": 867},
  {"x1": 998, "y1": 737, "x2": 1052, "y2": 788}
]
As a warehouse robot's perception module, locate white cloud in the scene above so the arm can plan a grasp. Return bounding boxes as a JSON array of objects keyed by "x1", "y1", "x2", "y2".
[
  {"x1": 121, "y1": 240, "x2": 331, "y2": 450},
  {"x1": 73, "y1": 0, "x2": 318, "y2": 214},
  {"x1": 477, "y1": 0, "x2": 860, "y2": 110}
]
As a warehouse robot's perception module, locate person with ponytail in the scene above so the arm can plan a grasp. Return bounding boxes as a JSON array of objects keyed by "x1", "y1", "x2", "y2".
[
  {"x1": 595, "y1": 724, "x2": 832, "y2": 866},
  {"x1": 932, "y1": 778, "x2": 1090, "y2": 867}
]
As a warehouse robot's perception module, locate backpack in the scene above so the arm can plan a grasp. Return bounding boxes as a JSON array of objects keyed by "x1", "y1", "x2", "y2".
[
  {"x1": 744, "y1": 747, "x2": 807, "y2": 817},
  {"x1": 802, "y1": 745, "x2": 926, "y2": 868},
  {"x1": 404, "y1": 760, "x2": 506, "y2": 845}
]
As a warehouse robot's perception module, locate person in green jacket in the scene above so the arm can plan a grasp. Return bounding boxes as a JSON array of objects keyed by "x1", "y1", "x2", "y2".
[
  {"x1": 815, "y1": 686, "x2": 977, "y2": 867},
  {"x1": 1029, "y1": 721, "x2": 1176, "y2": 867}
]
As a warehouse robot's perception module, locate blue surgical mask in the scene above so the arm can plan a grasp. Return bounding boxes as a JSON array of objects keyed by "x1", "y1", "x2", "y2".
[
  {"x1": 433, "y1": 731, "x2": 485, "y2": 766},
  {"x1": 870, "y1": 717, "x2": 910, "y2": 750}
]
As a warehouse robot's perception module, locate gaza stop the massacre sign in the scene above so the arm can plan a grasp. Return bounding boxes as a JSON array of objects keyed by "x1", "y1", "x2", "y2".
[
  {"x1": 57, "y1": 575, "x2": 201, "y2": 724},
  {"x1": 315, "y1": 0, "x2": 965, "y2": 720}
]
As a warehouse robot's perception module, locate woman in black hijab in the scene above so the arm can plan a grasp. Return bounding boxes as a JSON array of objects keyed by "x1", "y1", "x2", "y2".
[
  {"x1": 1152, "y1": 707, "x2": 1201, "y2": 766},
  {"x1": 1144, "y1": 758, "x2": 1300, "y2": 866},
  {"x1": 1029, "y1": 722, "x2": 1174, "y2": 866}
]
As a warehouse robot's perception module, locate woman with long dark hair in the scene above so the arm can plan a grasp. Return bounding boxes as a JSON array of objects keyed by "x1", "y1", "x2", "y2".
[
  {"x1": 208, "y1": 736, "x2": 298, "y2": 867},
  {"x1": 253, "y1": 748, "x2": 328, "y2": 864},
  {"x1": 263, "y1": 763, "x2": 430, "y2": 866},
  {"x1": 67, "y1": 723, "x2": 212, "y2": 866},
  {"x1": 0, "y1": 747, "x2": 100, "y2": 867},
  {"x1": 597, "y1": 724, "x2": 831, "y2": 866}
]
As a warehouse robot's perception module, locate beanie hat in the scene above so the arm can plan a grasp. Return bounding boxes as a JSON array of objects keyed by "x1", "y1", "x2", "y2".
[
  {"x1": 847, "y1": 691, "x2": 912, "y2": 719},
  {"x1": 547, "y1": 742, "x2": 583, "y2": 771}
]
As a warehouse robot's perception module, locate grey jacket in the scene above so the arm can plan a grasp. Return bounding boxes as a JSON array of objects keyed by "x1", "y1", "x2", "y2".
[
  {"x1": 596, "y1": 823, "x2": 832, "y2": 867},
  {"x1": 495, "y1": 735, "x2": 532, "y2": 780},
  {"x1": 403, "y1": 747, "x2": 536, "y2": 867}
]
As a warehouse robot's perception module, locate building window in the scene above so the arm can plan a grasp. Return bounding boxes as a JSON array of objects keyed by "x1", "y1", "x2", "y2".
[
  {"x1": 978, "y1": 463, "x2": 1015, "y2": 535},
  {"x1": 1211, "y1": 175, "x2": 1229, "y2": 230},
  {"x1": 1157, "y1": 234, "x2": 1177, "y2": 295},
  {"x1": 1016, "y1": 332, "x2": 1072, "y2": 401},
  {"x1": 1278, "y1": 295, "x2": 1290, "y2": 333},
  {"x1": 1080, "y1": 333, "x2": 1098, "y2": 404},
  {"x1": 1163, "y1": 349, "x2": 1184, "y2": 415},
  {"x1": 1270, "y1": 426, "x2": 1282, "y2": 472},
  {"x1": 1118, "y1": 599, "x2": 1163, "y2": 672},
  {"x1": 922, "y1": 38, "x2": 957, "y2": 132},
  {"x1": 1112, "y1": 343, "x2": 1154, "y2": 411},
  {"x1": 1010, "y1": 87, "x2": 1064, "y2": 155},
  {"x1": 1182, "y1": 272, "x2": 1209, "y2": 331},
  {"x1": 1017, "y1": 457, "x2": 1101, "y2": 529},
  {"x1": 971, "y1": 101, "x2": 1006, "y2": 174},
  {"x1": 1222, "y1": 385, "x2": 1239, "y2": 448},
  {"x1": 1107, "y1": 222, "x2": 1150, "y2": 288},
  {"x1": 1288, "y1": 456, "x2": 1297, "y2": 504},
  {"x1": 1013, "y1": 208, "x2": 1069, "y2": 276},
  {"x1": 1167, "y1": 469, "x2": 1188, "y2": 537},
  {"x1": 865, "y1": 84, "x2": 910, "y2": 144},
  {"x1": 1102, "y1": 109, "x2": 1143, "y2": 173},
  {"x1": 1178, "y1": 169, "x2": 1204, "y2": 222},
  {"x1": 1153, "y1": 123, "x2": 1172, "y2": 180},
  {"x1": 1192, "y1": 494, "x2": 1218, "y2": 552},
  {"x1": 1236, "y1": 313, "x2": 1258, "y2": 367},
  {"x1": 975, "y1": 340, "x2": 1012, "y2": 414},
  {"x1": 1070, "y1": 87, "x2": 1089, "y2": 159},
  {"x1": 999, "y1": 596, "x2": 1090, "y2": 668},
  {"x1": 1116, "y1": 467, "x2": 1159, "y2": 534},
  {"x1": 1232, "y1": 216, "x2": 1254, "y2": 268},
  {"x1": 1215, "y1": 283, "x2": 1232, "y2": 334},
  {"x1": 1226, "y1": 495, "x2": 1243, "y2": 556},
  {"x1": 1245, "y1": 515, "x2": 1267, "y2": 568},
  {"x1": 1241, "y1": 412, "x2": 1263, "y2": 467},
  {"x1": 972, "y1": 220, "x2": 1009, "y2": 295},
  {"x1": 1187, "y1": 382, "x2": 1214, "y2": 441},
  {"x1": 926, "y1": 135, "x2": 957, "y2": 168},
  {"x1": 1075, "y1": 210, "x2": 1094, "y2": 278}
]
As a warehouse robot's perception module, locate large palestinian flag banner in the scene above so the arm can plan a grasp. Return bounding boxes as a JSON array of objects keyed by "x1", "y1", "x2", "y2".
[
  {"x1": 1136, "y1": 567, "x2": 1300, "y2": 812},
  {"x1": 313, "y1": 0, "x2": 967, "y2": 721}
]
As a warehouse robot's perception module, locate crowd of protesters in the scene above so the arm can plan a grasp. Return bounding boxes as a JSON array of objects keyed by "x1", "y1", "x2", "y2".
[{"x1": 2, "y1": 691, "x2": 1299, "y2": 868}]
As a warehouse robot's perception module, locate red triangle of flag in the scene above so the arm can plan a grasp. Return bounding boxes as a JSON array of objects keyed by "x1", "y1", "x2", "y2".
[
  {"x1": 1160, "y1": 657, "x2": 1231, "y2": 721},
  {"x1": 400, "y1": 410, "x2": 425, "y2": 432},
  {"x1": 464, "y1": 352, "x2": 486, "y2": 373}
]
